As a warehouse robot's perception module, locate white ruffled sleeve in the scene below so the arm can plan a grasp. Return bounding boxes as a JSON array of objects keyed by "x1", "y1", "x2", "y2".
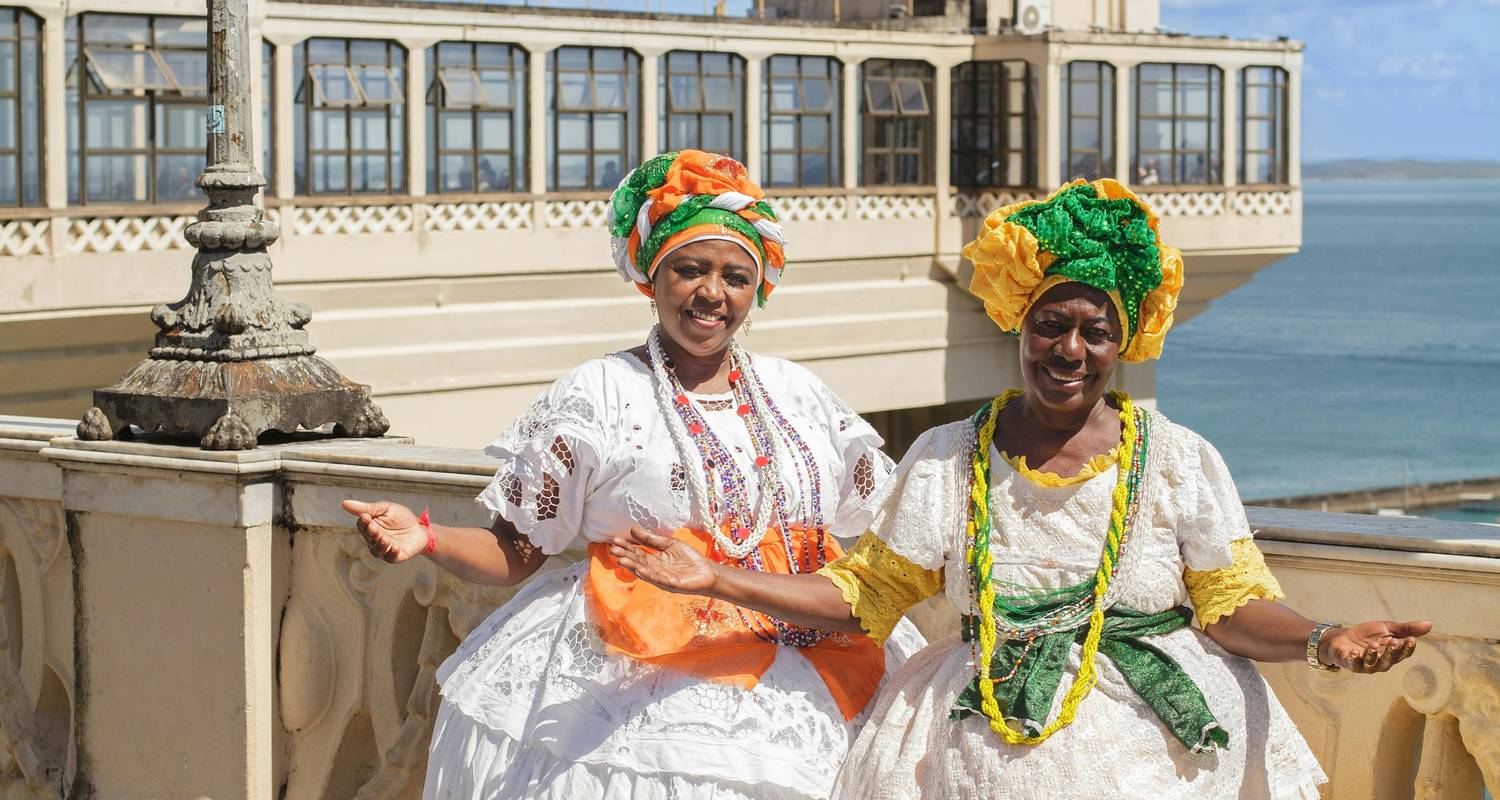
[
  {"x1": 475, "y1": 366, "x2": 607, "y2": 556},
  {"x1": 808, "y1": 381, "x2": 898, "y2": 539},
  {"x1": 1163, "y1": 422, "x2": 1248, "y2": 572},
  {"x1": 862, "y1": 423, "x2": 970, "y2": 571}
]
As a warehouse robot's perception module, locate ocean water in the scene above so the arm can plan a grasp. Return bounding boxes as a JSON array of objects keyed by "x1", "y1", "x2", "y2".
[{"x1": 1156, "y1": 180, "x2": 1500, "y2": 503}]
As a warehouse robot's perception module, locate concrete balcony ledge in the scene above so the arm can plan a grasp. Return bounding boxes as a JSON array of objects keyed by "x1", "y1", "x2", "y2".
[{"x1": 0, "y1": 416, "x2": 1495, "y2": 798}]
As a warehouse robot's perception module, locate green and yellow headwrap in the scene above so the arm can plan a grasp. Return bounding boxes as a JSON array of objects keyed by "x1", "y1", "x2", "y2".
[
  {"x1": 607, "y1": 150, "x2": 787, "y2": 307},
  {"x1": 961, "y1": 179, "x2": 1184, "y2": 362}
]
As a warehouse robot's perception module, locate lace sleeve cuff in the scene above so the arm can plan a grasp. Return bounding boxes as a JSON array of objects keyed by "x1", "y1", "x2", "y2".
[
  {"x1": 817, "y1": 532, "x2": 944, "y2": 645},
  {"x1": 1183, "y1": 537, "x2": 1286, "y2": 628}
]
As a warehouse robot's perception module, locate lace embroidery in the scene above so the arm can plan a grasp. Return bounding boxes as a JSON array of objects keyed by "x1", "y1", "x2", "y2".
[
  {"x1": 819, "y1": 532, "x2": 943, "y2": 644},
  {"x1": 1183, "y1": 537, "x2": 1285, "y2": 628},
  {"x1": 670, "y1": 463, "x2": 688, "y2": 495},
  {"x1": 696, "y1": 397, "x2": 735, "y2": 412},
  {"x1": 502, "y1": 475, "x2": 523, "y2": 508},
  {"x1": 550, "y1": 436, "x2": 576, "y2": 473},
  {"x1": 538, "y1": 474, "x2": 561, "y2": 521},
  {"x1": 853, "y1": 454, "x2": 877, "y2": 499}
]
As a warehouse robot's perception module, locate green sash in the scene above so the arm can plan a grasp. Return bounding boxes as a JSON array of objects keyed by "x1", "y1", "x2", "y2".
[{"x1": 953, "y1": 605, "x2": 1229, "y2": 753}]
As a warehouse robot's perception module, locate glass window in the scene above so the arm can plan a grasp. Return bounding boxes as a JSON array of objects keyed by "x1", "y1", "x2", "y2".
[
  {"x1": 760, "y1": 55, "x2": 840, "y2": 188},
  {"x1": 262, "y1": 40, "x2": 273, "y2": 195},
  {"x1": 861, "y1": 59, "x2": 933, "y2": 187},
  {"x1": 1239, "y1": 66, "x2": 1287, "y2": 185},
  {"x1": 427, "y1": 42, "x2": 526, "y2": 194},
  {"x1": 659, "y1": 50, "x2": 743, "y2": 160},
  {"x1": 547, "y1": 46, "x2": 638, "y2": 191},
  {"x1": 66, "y1": 13, "x2": 206, "y2": 205},
  {"x1": 1132, "y1": 63, "x2": 1222, "y2": 185},
  {"x1": 294, "y1": 38, "x2": 406, "y2": 196},
  {"x1": 1060, "y1": 61, "x2": 1113, "y2": 182},
  {"x1": 0, "y1": 8, "x2": 41, "y2": 207},
  {"x1": 952, "y1": 60, "x2": 1035, "y2": 189}
]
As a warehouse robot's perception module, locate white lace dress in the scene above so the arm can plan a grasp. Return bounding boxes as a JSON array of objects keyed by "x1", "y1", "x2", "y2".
[
  {"x1": 831, "y1": 410, "x2": 1327, "y2": 800},
  {"x1": 426, "y1": 351, "x2": 924, "y2": 800}
]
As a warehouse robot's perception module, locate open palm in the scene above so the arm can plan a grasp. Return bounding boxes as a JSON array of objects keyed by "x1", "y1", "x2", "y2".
[
  {"x1": 609, "y1": 527, "x2": 718, "y2": 594},
  {"x1": 341, "y1": 498, "x2": 427, "y2": 563}
]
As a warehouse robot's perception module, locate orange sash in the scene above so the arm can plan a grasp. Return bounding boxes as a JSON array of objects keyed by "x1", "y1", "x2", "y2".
[{"x1": 586, "y1": 526, "x2": 885, "y2": 721}]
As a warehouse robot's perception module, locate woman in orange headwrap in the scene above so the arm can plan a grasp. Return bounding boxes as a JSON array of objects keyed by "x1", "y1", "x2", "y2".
[{"x1": 339, "y1": 151, "x2": 923, "y2": 800}]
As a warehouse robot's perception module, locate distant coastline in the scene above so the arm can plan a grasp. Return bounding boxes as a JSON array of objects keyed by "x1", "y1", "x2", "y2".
[{"x1": 1304, "y1": 158, "x2": 1500, "y2": 180}]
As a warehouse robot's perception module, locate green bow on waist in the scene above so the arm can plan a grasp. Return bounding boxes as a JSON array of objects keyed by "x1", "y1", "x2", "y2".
[{"x1": 953, "y1": 605, "x2": 1229, "y2": 753}]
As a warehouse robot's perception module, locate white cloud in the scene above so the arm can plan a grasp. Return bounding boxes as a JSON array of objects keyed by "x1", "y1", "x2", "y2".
[{"x1": 1376, "y1": 53, "x2": 1467, "y2": 82}]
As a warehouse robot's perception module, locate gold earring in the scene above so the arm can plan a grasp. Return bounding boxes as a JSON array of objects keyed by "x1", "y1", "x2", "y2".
[
  {"x1": 649, "y1": 298, "x2": 657, "y2": 316},
  {"x1": 744, "y1": 317, "x2": 753, "y2": 334}
]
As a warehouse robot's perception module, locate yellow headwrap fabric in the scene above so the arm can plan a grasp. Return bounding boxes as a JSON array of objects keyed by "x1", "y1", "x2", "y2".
[{"x1": 961, "y1": 179, "x2": 1183, "y2": 363}]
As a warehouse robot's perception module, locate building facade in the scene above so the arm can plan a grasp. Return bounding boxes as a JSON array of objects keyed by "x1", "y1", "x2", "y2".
[{"x1": 0, "y1": 0, "x2": 1302, "y2": 450}]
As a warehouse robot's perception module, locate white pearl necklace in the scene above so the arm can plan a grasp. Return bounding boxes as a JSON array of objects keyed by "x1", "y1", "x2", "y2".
[{"x1": 647, "y1": 325, "x2": 782, "y2": 560}]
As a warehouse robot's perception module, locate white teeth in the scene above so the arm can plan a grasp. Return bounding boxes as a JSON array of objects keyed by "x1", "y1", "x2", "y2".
[
  {"x1": 687, "y1": 310, "x2": 724, "y2": 322},
  {"x1": 1045, "y1": 368, "x2": 1086, "y2": 383}
]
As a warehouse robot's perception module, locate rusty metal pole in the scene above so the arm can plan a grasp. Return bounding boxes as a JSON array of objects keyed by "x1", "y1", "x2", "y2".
[{"x1": 77, "y1": 0, "x2": 388, "y2": 450}]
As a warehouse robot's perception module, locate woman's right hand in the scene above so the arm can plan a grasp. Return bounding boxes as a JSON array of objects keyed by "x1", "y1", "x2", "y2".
[
  {"x1": 341, "y1": 499, "x2": 428, "y2": 564},
  {"x1": 609, "y1": 527, "x2": 719, "y2": 595}
]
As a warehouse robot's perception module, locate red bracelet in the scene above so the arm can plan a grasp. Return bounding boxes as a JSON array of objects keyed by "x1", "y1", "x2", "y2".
[{"x1": 419, "y1": 507, "x2": 437, "y2": 556}]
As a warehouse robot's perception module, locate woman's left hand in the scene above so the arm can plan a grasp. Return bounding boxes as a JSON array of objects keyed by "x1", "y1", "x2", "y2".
[
  {"x1": 608, "y1": 527, "x2": 720, "y2": 595},
  {"x1": 1319, "y1": 620, "x2": 1433, "y2": 673}
]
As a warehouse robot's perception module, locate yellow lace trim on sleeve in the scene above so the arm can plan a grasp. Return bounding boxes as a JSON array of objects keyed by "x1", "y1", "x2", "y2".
[
  {"x1": 817, "y1": 532, "x2": 943, "y2": 645},
  {"x1": 1000, "y1": 447, "x2": 1120, "y2": 487},
  {"x1": 1183, "y1": 538, "x2": 1286, "y2": 628}
]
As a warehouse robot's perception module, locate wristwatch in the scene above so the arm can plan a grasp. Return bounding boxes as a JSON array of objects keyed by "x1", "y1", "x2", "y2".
[{"x1": 1306, "y1": 622, "x2": 1342, "y2": 671}]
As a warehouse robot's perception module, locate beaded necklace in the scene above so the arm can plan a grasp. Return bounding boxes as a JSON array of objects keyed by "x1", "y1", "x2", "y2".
[{"x1": 965, "y1": 388, "x2": 1148, "y2": 745}]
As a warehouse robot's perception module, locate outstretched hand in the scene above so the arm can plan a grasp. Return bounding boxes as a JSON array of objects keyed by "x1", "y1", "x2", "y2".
[
  {"x1": 1321, "y1": 619, "x2": 1433, "y2": 673},
  {"x1": 341, "y1": 499, "x2": 427, "y2": 564},
  {"x1": 608, "y1": 527, "x2": 719, "y2": 595}
]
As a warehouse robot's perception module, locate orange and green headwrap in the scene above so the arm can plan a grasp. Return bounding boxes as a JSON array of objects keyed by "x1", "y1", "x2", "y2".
[
  {"x1": 608, "y1": 150, "x2": 787, "y2": 307},
  {"x1": 961, "y1": 179, "x2": 1184, "y2": 362}
]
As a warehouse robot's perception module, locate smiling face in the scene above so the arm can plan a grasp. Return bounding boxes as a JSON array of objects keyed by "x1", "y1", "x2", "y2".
[
  {"x1": 651, "y1": 237, "x2": 760, "y2": 360},
  {"x1": 1019, "y1": 282, "x2": 1123, "y2": 415}
]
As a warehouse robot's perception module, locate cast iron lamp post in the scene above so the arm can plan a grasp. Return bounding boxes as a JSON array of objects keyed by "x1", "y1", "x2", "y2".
[{"x1": 77, "y1": 0, "x2": 388, "y2": 449}]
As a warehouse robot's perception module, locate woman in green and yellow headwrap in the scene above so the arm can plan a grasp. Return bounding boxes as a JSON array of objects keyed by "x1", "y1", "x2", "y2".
[{"x1": 610, "y1": 179, "x2": 1432, "y2": 799}]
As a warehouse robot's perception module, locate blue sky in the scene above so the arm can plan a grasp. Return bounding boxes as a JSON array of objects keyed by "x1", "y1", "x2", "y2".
[{"x1": 1161, "y1": 0, "x2": 1500, "y2": 161}]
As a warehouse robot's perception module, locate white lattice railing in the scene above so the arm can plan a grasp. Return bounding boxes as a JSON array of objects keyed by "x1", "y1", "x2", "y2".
[
  {"x1": 425, "y1": 201, "x2": 535, "y2": 232},
  {"x1": 290, "y1": 204, "x2": 415, "y2": 237},
  {"x1": 1232, "y1": 189, "x2": 1295, "y2": 216},
  {"x1": 952, "y1": 188, "x2": 1296, "y2": 219},
  {"x1": 769, "y1": 194, "x2": 849, "y2": 223},
  {"x1": 855, "y1": 193, "x2": 936, "y2": 221},
  {"x1": 949, "y1": 190, "x2": 1042, "y2": 219},
  {"x1": 0, "y1": 218, "x2": 50, "y2": 257},
  {"x1": 542, "y1": 198, "x2": 610, "y2": 229},
  {"x1": 66, "y1": 214, "x2": 195, "y2": 255}
]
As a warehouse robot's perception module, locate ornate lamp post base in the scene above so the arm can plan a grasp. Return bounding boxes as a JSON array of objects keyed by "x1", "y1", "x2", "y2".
[{"x1": 79, "y1": 354, "x2": 389, "y2": 451}]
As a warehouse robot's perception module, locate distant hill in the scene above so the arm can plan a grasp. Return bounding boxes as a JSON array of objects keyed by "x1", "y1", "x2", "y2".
[{"x1": 1305, "y1": 159, "x2": 1500, "y2": 180}]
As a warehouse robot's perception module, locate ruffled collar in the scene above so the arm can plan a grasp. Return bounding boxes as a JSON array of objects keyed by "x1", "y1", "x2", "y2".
[{"x1": 996, "y1": 446, "x2": 1120, "y2": 487}]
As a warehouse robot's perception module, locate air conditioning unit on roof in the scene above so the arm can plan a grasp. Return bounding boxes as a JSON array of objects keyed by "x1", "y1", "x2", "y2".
[{"x1": 1014, "y1": 0, "x2": 1051, "y2": 34}]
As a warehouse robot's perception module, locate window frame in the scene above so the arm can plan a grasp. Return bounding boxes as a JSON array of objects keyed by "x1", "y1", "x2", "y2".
[
  {"x1": 1238, "y1": 65, "x2": 1288, "y2": 186},
  {"x1": 294, "y1": 38, "x2": 408, "y2": 197},
  {"x1": 427, "y1": 41, "x2": 528, "y2": 195},
  {"x1": 547, "y1": 46, "x2": 639, "y2": 192},
  {"x1": 1060, "y1": 60, "x2": 1114, "y2": 182},
  {"x1": 951, "y1": 59, "x2": 1036, "y2": 189},
  {"x1": 660, "y1": 50, "x2": 744, "y2": 161},
  {"x1": 761, "y1": 54, "x2": 841, "y2": 189},
  {"x1": 1131, "y1": 62, "x2": 1222, "y2": 186},
  {"x1": 0, "y1": 7, "x2": 43, "y2": 207},
  {"x1": 860, "y1": 58, "x2": 935, "y2": 187},
  {"x1": 67, "y1": 13, "x2": 209, "y2": 206}
]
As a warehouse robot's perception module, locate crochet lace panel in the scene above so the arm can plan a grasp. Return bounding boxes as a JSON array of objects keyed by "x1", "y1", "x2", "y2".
[
  {"x1": 1182, "y1": 537, "x2": 1285, "y2": 628},
  {"x1": 819, "y1": 532, "x2": 944, "y2": 644}
]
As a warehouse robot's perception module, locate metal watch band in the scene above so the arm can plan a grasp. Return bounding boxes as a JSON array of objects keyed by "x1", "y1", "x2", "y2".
[{"x1": 1307, "y1": 622, "x2": 1342, "y2": 671}]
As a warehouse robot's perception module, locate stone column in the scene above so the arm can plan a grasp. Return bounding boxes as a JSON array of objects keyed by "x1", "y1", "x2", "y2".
[
  {"x1": 1113, "y1": 60, "x2": 1133, "y2": 185},
  {"x1": 639, "y1": 48, "x2": 664, "y2": 159},
  {"x1": 528, "y1": 45, "x2": 553, "y2": 224},
  {"x1": 46, "y1": 439, "x2": 284, "y2": 798},
  {"x1": 402, "y1": 38, "x2": 438, "y2": 197},
  {"x1": 931, "y1": 60, "x2": 953, "y2": 240},
  {"x1": 1038, "y1": 53, "x2": 1061, "y2": 189},
  {"x1": 41, "y1": 9, "x2": 67, "y2": 255},
  {"x1": 741, "y1": 54, "x2": 766, "y2": 181},
  {"x1": 841, "y1": 56, "x2": 861, "y2": 192},
  {"x1": 1221, "y1": 64, "x2": 1238, "y2": 188},
  {"x1": 269, "y1": 35, "x2": 301, "y2": 201},
  {"x1": 1286, "y1": 57, "x2": 1302, "y2": 187}
]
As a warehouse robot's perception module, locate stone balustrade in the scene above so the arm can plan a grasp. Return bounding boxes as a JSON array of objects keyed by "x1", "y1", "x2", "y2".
[{"x1": 0, "y1": 414, "x2": 1492, "y2": 798}]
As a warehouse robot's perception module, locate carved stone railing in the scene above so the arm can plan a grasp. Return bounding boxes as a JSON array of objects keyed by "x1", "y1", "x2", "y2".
[
  {"x1": 0, "y1": 218, "x2": 51, "y2": 258},
  {"x1": 1, "y1": 415, "x2": 1492, "y2": 799}
]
